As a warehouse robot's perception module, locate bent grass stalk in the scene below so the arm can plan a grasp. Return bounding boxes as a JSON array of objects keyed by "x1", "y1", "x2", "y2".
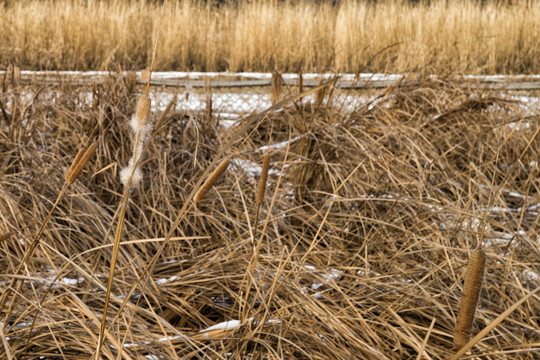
[{"x1": 0, "y1": 141, "x2": 96, "y2": 329}]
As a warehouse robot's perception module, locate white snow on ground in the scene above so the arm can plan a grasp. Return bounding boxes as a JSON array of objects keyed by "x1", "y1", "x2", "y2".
[
  {"x1": 199, "y1": 319, "x2": 241, "y2": 333},
  {"x1": 154, "y1": 275, "x2": 181, "y2": 285}
]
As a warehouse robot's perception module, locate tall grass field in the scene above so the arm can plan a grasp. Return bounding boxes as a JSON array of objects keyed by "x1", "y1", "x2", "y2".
[{"x1": 1, "y1": 0, "x2": 540, "y2": 74}]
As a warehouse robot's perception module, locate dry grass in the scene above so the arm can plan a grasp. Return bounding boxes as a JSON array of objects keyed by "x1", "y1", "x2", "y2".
[
  {"x1": 2, "y1": 0, "x2": 540, "y2": 74},
  {"x1": 0, "y1": 75, "x2": 540, "y2": 359}
]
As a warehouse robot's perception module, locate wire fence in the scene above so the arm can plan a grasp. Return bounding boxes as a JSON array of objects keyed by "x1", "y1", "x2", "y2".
[{"x1": 3, "y1": 68, "x2": 540, "y2": 117}]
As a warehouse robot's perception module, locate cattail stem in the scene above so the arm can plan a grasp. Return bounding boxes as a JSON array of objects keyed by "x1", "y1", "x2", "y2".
[{"x1": 454, "y1": 248, "x2": 486, "y2": 349}]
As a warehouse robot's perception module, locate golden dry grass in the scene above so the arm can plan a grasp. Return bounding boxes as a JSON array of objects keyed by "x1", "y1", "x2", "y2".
[
  {"x1": 0, "y1": 74, "x2": 539, "y2": 359},
  {"x1": 2, "y1": 0, "x2": 540, "y2": 74}
]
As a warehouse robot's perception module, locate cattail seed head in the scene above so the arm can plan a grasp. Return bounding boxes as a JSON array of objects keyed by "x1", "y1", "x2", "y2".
[
  {"x1": 132, "y1": 95, "x2": 151, "y2": 133},
  {"x1": 454, "y1": 248, "x2": 486, "y2": 349},
  {"x1": 66, "y1": 148, "x2": 85, "y2": 183},
  {"x1": 194, "y1": 158, "x2": 230, "y2": 203},
  {"x1": 257, "y1": 152, "x2": 270, "y2": 205},
  {"x1": 271, "y1": 71, "x2": 282, "y2": 105},
  {"x1": 66, "y1": 142, "x2": 97, "y2": 185},
  {"x1": 0, "y1": 232, "x2": 11, "y2": 242}
]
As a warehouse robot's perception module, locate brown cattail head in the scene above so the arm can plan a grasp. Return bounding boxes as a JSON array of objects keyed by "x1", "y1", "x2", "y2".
[
  {"x1": 0, "y1": 231, "x2": 11, "y2": 242},
  {"x1": 271, "y1": 71, "x2": 282, "y2": 106},
  {"x1": 66, "y1": 142, "x2": 97, "y2": 185},
  {"x1": 298, "y1": 70, "x2": 303, "y2": 94},
  {"x1": 140, "y1": 69, "x2": 150, "y2": 82},
  {"x1": 454, "y1": 248, "x2": 486, "y2": 349},
  {"x1": 315, "y1": 79, "x2": 326, "y2": 108},
  {"x1": 193, "y1": 158, "x2": 230, "y2": 203},
  {"x1": 205, "y1": 95, "x2": 213, "y2": 121},
  {"x1": 66, "y1": 148, "x2": 85, "y2": 183},
  {"x1": 257, "y1": 152, "x2": 270, "y2": 205},
  {"x1": 135, "y1": 95, "x2": 151, "y2": 131}
]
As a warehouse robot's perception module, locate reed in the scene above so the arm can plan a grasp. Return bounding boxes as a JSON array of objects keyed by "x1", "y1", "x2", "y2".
[{"x1": 454, "y1": 248, "x2": 486, "y2": 349}]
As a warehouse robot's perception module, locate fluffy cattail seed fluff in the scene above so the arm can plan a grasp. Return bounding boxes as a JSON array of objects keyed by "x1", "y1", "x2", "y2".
[
  {"x1": 454, "y1": 248, "x2": 486, "y2": 349},
  {"x1": 194, "y1": 158, "x2": 230, "y2": 203},
  {"x1": 66, "y1": 142, "x2": 97, "y2": 185},
  {"x1": 120, "y1": 162, "x2": 143, "y2": 189},
  {"x1": 257, "y1": 152, "x2": 270, "y2": 205}
]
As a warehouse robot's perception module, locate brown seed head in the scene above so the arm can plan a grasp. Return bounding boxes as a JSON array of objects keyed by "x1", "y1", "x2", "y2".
[
  {"x1": 66, "y1": 148, "x2": 85, "y2": 183},
  {"x1": 194, "y1": 158, "x2": 230, "y2": 203},
  {"x1": 136, "y1": 95, "x2": 151, "y2": 130},
  {"x1": 257, "y1": 152, "x2": 270, "y2": 205},
  {"x1": 271, "y1": 71, "x2": 282, "y2": 105},
  {"x1": 67, "y1": 142, "x2": 97, "y2": 185},
  {"x1": 454, "y1": 248, "x2": 486, "y2": 349},
  {"x1": 0, "y1": 232, "x2": 11, "y2": 242}
]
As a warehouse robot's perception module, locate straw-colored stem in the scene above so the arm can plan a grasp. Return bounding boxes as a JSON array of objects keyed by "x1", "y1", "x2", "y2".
[
  {"x1": 1, "y1": 183, "x2": 69, "y2": 326},
  {"x1": 95, "y1": 189, "x2": 129, "y2": 359}
]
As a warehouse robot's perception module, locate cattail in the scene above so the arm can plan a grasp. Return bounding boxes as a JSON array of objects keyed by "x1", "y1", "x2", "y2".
[
  {"x1": 257, "y1": 152, "x2": 270, "y2": 205},
  {"x1": 140, "y1": 69, "x2": 150, "y2": 82},
  {"x1": 0, "y1": 232, "x2": 11, "y2": 242},
  {"x1": 315, "y1": 79, "x2": 326, "y2": 108},
  {"x1": 193, "y1": 158, "x2": 230, "y2": 203},
  {"x1": 454, "y1": 248, "x2": 486, "y2": 349},
  {"x1": 205, "y1": 78, "x2": 212, "y2": 120},
  {"x1": 12, "y1": 66, "x2": 20, "y2": 87},
  {"x1": 132, "y1": 95, "x2": 151, "y2": 132},
  {"x1": 66, "y1": 143, "x2": 97, "y2": 185},
  {"x1": 205, "y1": 94, "x2": 213, "y2": 121},
  {"x1": 271, "y1": 71, "x2": 282, "y2": 105},
  {"x1": 65, "y1": 148, "x2": 85, "y2": 183},
  {"x1": 120, "y1": 162, "x2": 143, "y2": 189},
  {"x1": 298, "y1": 70, "x2": 303, "y2": 94}
]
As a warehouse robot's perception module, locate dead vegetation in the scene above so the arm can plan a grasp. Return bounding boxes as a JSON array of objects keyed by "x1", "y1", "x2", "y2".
[{"x1": 0, "y1": 76, "x2": 539, "y2": 359}]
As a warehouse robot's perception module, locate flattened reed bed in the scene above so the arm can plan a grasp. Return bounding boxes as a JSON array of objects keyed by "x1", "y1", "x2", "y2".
[{"x1": 0, "y1": 78, "x2": 539, "y2": 359}]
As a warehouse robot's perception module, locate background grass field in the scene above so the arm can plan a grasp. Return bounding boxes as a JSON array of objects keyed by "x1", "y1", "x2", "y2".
[{"x1": 2, "y1": 0, "x2": 540, "y2": 74}]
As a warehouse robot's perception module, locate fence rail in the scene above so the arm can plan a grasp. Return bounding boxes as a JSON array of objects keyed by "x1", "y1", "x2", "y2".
[{"x1": 3, "y1": 70, "x2": 540, "y2": 90}]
